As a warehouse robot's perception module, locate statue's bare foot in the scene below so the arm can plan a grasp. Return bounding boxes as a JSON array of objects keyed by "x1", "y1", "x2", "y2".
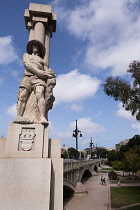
[{"x1": 40, "y1": 117, "x2": 48, "y2": 124}]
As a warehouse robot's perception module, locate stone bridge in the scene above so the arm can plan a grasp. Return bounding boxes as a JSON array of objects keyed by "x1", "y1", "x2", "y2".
[{"x1": 63, "y1": 159, "x2": 105, "y2": 196}]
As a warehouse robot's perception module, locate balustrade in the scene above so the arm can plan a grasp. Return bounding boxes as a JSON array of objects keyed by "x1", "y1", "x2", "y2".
[{"x1": 63, "y1": 159, "x2": 103, "y2": 172}]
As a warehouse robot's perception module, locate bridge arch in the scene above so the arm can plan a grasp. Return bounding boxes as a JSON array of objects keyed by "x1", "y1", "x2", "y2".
[
  {"x1": 94, "y1": 165, "x2": 98, "y2": 172},
  {"x1": 63, "y1": 179, "x2": 75, "y2": 199},
  {"x1": 63, "y1": 179, "x2": 75, "y2": 191},
  {"x1": 79, "y1": 167, "x2": 92, "y2": 182}
]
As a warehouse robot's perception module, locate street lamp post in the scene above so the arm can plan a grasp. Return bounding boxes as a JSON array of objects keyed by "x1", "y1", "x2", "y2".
[
  {"x1": 89, "y1": 137, "x2": 94, "y2": 159},
  {"x1": 72, "y1": 120, "x2": 82, "y2": 160}
]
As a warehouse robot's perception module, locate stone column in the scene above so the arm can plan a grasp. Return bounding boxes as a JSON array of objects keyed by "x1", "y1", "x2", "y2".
[
  {"x1": 34, "y1": 21, "x2": 46, "y2": 45},
  {"x1": 45, "y1": 30, "x2": 51, "y2": 67},
  {"x1": 28, "y1": 28, "x2": 34, "y2": 41},
  {"x1": 24, "y1": 3, "x2": 56, "y2": 65}
]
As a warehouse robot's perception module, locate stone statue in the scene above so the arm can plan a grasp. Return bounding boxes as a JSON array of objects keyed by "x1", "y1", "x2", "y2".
[
  {"x1": 14, "y1": 42, "x2": 56, "y2": 124},
  {"x1": 14, "y1": 3, "x2": 57, "y2": 124}
]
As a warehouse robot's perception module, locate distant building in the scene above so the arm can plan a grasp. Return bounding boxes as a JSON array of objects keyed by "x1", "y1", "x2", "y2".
[
  {"x1": 115, "y1": 139, "x2": 129, "y2": 151},
  {"x1": 107, "y1": 147, "x2": 116, "y2": 151},
  {"x1": 84, "y1": 146, "x2": 96, "y2": 159},
  {"x1": 61, "y1": 144, "x2": 68, "y2": 155},
  {"x1": 84, "y1": 148, "x2": 91, "y2": 159}
]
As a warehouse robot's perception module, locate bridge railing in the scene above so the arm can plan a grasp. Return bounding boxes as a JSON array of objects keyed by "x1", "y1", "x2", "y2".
[{"x1": 63, "y1": 159, "x2": 102, "y2": 173}]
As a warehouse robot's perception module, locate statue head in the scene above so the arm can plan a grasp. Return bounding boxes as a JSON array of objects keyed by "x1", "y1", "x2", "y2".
[
  {"x1": 26, "y1": 40, "x2": 45, "y2": 58},
  {"x1": 32, "y1": 44, "x2": 40, "y2": 55}
]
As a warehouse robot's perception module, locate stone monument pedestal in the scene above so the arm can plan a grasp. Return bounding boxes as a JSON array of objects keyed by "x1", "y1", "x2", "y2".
[
  {"x1": 0, "y1": 123, "x2": 63, "y2": 210},
  {"x1": 5, "y1": 123, "x2": 49, "y2": 158},
  {"x1": 0, "y1": 3, "x2": 63, "y2": 210},
  {"x1": 0, "y1": 158, "x2": 51, "y2": 210}
]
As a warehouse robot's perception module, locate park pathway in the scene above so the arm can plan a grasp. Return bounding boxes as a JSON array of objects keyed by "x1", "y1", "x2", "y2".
[{"x1": 64, "y1": 173, "x2": 111, "y2": 210}]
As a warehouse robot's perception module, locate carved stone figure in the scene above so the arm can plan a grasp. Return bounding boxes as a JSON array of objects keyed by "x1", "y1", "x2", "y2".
[
  {"x1": 14, "y1": 43, "x2": 56, "y2": 124},
  {"x1": 14, "y1": 3, "x2": 56, "y2": 124}
]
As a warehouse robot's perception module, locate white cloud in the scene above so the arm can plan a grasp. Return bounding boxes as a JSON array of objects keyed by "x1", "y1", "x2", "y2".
[
  {"x1": 0, "y1": 36, "x2": 19, "y2": 65},
  {"x1": 6, "y1": 104, "x2": 16, "y2": 117},
  {"x1": 49, "y1": 117, "x2": 105, "y2": 148},
  {"x1": 54, "y1": 69, "x2": 101, "y2": 105},
  {"x1": 116, "y1": 102, "x2": 135, "y2": 121},
  {"x1": 80, "y1": 139, "x2": 90, "y2": 146},
  {"x1": 54, "y1": 0, "x2": 140, "y2": 76},
  {"x1": 64, "y1": 103, "x2": 83, "y2": 112},
  {"x1": 116, "y1": 102, "x2": 140, "y2": 131},
  {"x1": 70, "y1": 117, "x2": 105, "y2": 135},
  {"x1": 131, "y1": 123, "x2": 140, "y2": 130},
  {"x1": 70, "y1": 104, "x2": 83, "y2": 112},
  {"x1": 49, "y1": 124, "x2": 72, "y2": 140},
  {"x1": 86, "y1": 37, "x2": 140, "y2": 76}
]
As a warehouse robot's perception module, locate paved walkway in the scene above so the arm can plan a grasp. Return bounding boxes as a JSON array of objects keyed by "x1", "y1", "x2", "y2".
[
  {"x1": 64, "y1": 172, "x2": 140, "y2": 210},
  {"x1": 64, "y1": 173, "x2": 111, "y2": 210}
]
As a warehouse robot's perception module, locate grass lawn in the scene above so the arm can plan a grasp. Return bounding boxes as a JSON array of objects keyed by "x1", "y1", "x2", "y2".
[
  {"x1": 109, "y1": 175, "x2": 140, "y2": 184},
  {"x1": 110, "y1": 186, "x2": 140, "y2": 208},
  {"x1": 102, "y1": 168, "x2": 113, "y2": 171},
  {"x1": 121, "y1": 179, "x2": 140, "y2": 184},
  {"x1": 110, "y1": 178, "x2": 140, "y2": 184},
  {"x1": 124, "y1": 205, "x2": 140, "y2": 210}
]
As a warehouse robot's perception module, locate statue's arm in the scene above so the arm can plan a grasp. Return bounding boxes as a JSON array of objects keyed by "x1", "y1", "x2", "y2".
[
  {"x1": 22, "y1": 53, "x2": 48, "y2": 79},
  {"x1": 43, "y1": 61, "x2": 56, "y2": 79}
]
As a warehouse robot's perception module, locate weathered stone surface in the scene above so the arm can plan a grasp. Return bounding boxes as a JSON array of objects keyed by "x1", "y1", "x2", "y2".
[
  {"x1": 74, "y1": 182, "x2": 88, "y2": 196},
  {"x1": 5, "y1": 123, "x2": 49, "y2": 158},
  {"x1": 0, "y1": 138, "x2": 6, "y2": 158},
  {"x1": 24, "y1": 3, "x2": 56, "y2": 32},
  {"x1": 14, "y1": 51, "x2": 56, "y2": 124},
  {"x1": 0, "y1": 158, "x2": 51, "y2": 210},
  {"x1": 50, "y1": 158, "x2": 63, "y2": 210},
  {"x1": 49, "y1": 138, "x2": 61, "y2": 158},
  {"x1": 14, "y1": 3, "x2": 57, "y2": 125},
  {"x1": 1, "y1": 3, "x2": 63, "y2": 210}
]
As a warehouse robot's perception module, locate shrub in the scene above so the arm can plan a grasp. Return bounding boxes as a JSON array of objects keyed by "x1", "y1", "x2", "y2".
[{"x1": 108, "y1": 171, "x2": 117, "y2": 180}]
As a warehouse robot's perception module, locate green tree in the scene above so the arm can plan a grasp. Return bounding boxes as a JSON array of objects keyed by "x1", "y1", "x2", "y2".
[
  {"x1": 67, "y1": 147, "x2": 77, "y2": 159},
  {"x1": 91, "y1": 151, "x2": 96, "y2": 158},
  {"x1": 121, "y1": 159, "x2": 131, "y2": 176},
  {"x1": 120, "y1": 145, "x2": 128, "y2": 156},
  {"x1": 108, "y1": 171, "x2": 118, "y2": 180},
  {"x1": 81, "y1": 152, "x2": 84, "y2": 158},
  {"x1": 127, "y1": 135, "x2": 140, "y2": 148},
  {"x1": 133, "y1": 145, "x2": 140, "y2": 157},
  {"x1": 96, "y1": 147, "x2": 108, "y2": 158},
  {"x1": 112, "y1": 161, "x2": 122, "y2": 172},
  {"x1": 61, "y1": 150, "x2": 68, "y2": 159},
  {"x1": 125, "y1": 148, "x2": 140, "y2": 181},
  {"x1": 103, "y1": 60, "x2": 140, "y2": 121},
  {"x1": 107, "y1": 150, "x2": 120, "y2": 166}
]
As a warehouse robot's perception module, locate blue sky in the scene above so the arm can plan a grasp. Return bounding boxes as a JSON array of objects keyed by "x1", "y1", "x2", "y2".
[{"x1": 0, "y1": 0, "x2": 140, "y2": 150}]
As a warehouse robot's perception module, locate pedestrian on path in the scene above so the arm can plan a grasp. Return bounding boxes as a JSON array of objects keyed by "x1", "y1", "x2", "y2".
[
  {"x1": 101, "y1": 175, "x2": 103, "y2": 185},
  {"x1": 117, "y1": 176, "x2": 121, "y2": 186},
  {"x1": 103, "y1": 177, "x2": 106, "y2": 185}
]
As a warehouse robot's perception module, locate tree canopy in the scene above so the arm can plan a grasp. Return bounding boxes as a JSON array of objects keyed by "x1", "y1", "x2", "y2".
[
  {"x1": 125, "y1": 147, "x2": 140, "y2": 181},
  {"x1": 67, "y1": 147, "x2": 78, "y2": 159},
  {"x1": 102, "y1": 60, "x2": 140, "y2": 121},
  {"x1": 107, "y1": 135, "x2": 140, "y2": 180}
]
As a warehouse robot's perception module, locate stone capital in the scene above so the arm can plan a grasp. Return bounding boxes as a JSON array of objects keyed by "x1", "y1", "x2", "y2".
[{"x1": 24, "y1": 3, "x2": 57, "y2": 35}]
